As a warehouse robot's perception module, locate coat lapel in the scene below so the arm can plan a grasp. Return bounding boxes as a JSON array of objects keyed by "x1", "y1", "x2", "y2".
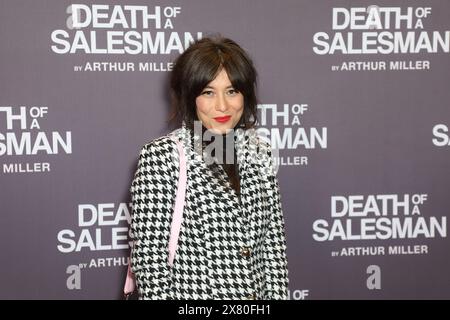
[{"x1": 170, "y1": 123, "x2": 264, "y2": 230}]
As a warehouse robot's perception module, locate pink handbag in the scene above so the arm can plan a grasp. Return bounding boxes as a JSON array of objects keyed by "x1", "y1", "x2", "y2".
[{"x1": 124, "y1": 134, "x2": 187, "y2": 299}]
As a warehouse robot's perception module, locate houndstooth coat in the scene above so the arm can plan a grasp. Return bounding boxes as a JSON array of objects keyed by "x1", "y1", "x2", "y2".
[{"x1": 129, "y1": 123, "x2": 289, "y2": 300}]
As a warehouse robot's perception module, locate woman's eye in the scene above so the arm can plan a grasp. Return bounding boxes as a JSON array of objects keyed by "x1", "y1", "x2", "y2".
[
  {"x1": 227, "y1": 89, "x2": 238, "y2": 95},
  {"x1": 202, "y1": 90, "x2": 213, "y2": 96}
]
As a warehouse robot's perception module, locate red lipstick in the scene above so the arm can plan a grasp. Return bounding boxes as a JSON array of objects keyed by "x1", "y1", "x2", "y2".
[{"x1": 213, "y1": 116, "x2": 231, "y2": 123}]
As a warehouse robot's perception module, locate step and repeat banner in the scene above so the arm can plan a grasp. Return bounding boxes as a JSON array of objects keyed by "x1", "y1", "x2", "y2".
[{"x1": 1, "y1": 0, "x2": 449, "y2": 299}]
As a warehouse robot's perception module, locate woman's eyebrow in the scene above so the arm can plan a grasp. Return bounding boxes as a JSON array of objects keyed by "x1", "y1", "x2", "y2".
[{"x1": 204, "y1": 85, "x2": 234, "y2": 89}]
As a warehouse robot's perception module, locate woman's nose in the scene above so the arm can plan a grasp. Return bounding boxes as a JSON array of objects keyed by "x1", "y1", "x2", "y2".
[{"x1": 215, "y1": 94, "x2": 228, "y2": 112}]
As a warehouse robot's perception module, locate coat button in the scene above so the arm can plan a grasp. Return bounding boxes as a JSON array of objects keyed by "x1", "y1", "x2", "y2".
[
  {"x1": 240, "y1": 247, "x2": 251, "y2": 258},
  {"x1": 247, "y1": 293, "x2": 256, "y2": 300}
]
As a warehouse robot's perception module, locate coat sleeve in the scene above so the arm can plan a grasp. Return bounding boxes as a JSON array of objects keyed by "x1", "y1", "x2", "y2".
[
  {"x1": 129, "y1": 139, "x2": 179, "y2": 299},
  {"x1": 259, "y1": 141, "x2": 289, "y2": 299}
]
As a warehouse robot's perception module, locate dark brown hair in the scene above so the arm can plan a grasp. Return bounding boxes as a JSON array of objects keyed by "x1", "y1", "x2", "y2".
[{"x1": 169, "y1": 36, "x2": 258, "y2": 130}]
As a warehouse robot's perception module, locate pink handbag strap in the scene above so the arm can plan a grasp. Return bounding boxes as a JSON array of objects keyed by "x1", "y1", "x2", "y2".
[
  {"x1": 124, "y1": 252, "x2": 136, "y2": 296},
  {"x1": 167, "y1": 135, "x2": 187, "y2": 267},
  {"x1": 124, "y1": 133, "x2": 186, "y2": 297}
]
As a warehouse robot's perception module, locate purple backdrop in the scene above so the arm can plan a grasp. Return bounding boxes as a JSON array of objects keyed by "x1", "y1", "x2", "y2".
[{"x1": 1, "y1": 0, "x2": 449, "y2": 299}]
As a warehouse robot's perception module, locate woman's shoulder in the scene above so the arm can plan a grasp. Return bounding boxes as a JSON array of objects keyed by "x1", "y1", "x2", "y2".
[
  {"x1": 138, "y1": 132, "x2": 178, "y2": 158},
  {"x1": 256, "y1": 136, "x2": 271, "y2": 153},
  {"x1": 253, "y1": 134, "x2": 278, "y2": 177},
  {"x1": 251, "y1": 131, "x2": 272, "y2": 159}
]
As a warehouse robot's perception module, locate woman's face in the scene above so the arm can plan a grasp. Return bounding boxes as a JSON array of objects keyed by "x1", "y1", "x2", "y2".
[{"x1": 195, "y1": 68, "x2": 244, "y2": 134}]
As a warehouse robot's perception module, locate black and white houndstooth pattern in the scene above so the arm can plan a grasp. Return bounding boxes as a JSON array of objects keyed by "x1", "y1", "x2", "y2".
[{"x1": 129, "y1": 123, "x2": 289, "y2": 300}]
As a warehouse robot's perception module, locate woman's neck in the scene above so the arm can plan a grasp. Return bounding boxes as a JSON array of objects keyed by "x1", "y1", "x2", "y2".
[{"x1": 187, "y1": 121, "x2": 241, "y2": 199}]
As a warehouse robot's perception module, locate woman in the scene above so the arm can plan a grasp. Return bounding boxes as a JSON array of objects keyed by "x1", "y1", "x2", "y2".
[{"x1": 129, "y1": 36, "x2": 288, "y2": 299}]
